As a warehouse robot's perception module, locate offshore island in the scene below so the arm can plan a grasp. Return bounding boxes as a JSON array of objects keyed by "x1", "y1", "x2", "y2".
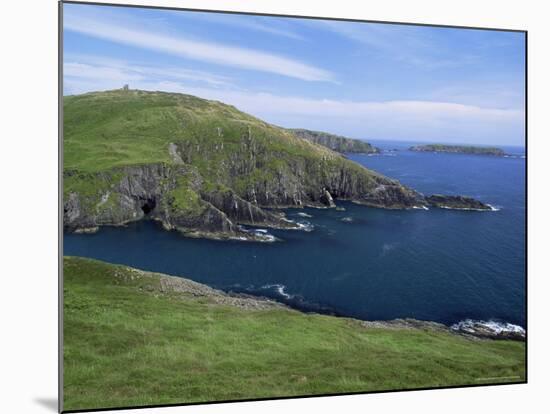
[{"x1": 409, "y1": 144, "x2": 506, "y2": 156}]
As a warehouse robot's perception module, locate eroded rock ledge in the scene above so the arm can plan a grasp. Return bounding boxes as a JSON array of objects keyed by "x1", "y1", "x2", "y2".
[
  {"x1": 63, "y1": 158, "x2": 428, "y2": 239},
  {"x1": 426, "y1": 195, "x2": 494, "y2": 211}
]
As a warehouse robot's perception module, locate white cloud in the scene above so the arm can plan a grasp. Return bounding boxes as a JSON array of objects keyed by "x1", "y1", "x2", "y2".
[
  {"x1": 178, "y1": 12, "x2": 306, "y2": 41},
  {"x1": 312, "y1": 20, "x2": 478, "y2": 70},
  {"x1": 63, "y1": 10, "x2": 334, "y2": 82},
  {"x1": 64, "y1": 56, "x2": 233, "y2": 87},
  {"x1": 64, "y1": 62, "x2": 145, "y2": 82},
  {"x1": 63, "y1": 62, "x2": 524, "y2": 145}
]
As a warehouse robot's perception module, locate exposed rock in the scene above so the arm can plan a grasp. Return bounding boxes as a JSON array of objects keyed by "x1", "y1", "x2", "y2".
[
  {"x1": 320, "y1": 189, "x2": 336, "y2": 207},
  {"x1": 450, "y1": 320, "x2": 525, "y2": 341},
  {"x1": 200, "y1": 188, "x2": 297, "y2": 229},
  {"x1": 112, "y1": 262, "x2": 289, "y2": 311},
  {"x1": 360, "y1": 318, "x2": 448, "y2": 332},
  {"x1": 291, "y1": 128, "x2": 380, "y2": 154},
  {"x1": 361, "y1": 318, "x2": 525, "y2": 341},
  {"x1": 426, "y1": 195, "x2": 493, "y2": 211}
]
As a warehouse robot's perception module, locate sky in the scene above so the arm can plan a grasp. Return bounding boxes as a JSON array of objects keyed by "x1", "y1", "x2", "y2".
[{"x1": 63, "y1": 3, "x2": 526, "y2": 146}]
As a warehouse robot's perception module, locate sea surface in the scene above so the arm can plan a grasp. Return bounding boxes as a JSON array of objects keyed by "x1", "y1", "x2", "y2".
[{"x1": 64, "y1": 140, "x2": 526, "y2": 327}]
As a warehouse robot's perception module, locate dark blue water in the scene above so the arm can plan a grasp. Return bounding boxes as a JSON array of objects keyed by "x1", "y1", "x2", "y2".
[{"x1": 64, "y1": 141, "x2": 526, "y2": 326}]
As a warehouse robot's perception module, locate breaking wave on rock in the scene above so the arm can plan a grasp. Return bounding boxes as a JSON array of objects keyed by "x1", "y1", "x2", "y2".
[
  {"x1": 260, "y1": 283, "x2": 292, "y2": 299},
  {"x1": 450, "y1": 319, "x2": 525, "y2": 340},
  {"x1": 237, "y1": 227, "x2": 278, "y2": 242}
]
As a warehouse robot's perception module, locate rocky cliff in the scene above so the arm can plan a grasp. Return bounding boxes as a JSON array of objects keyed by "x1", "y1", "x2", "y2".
[
  {"x1": 290, "y1": 128, "x2": 380, "y2": 154},
  {"x1": 63, "y1": 89, "x2": 489, "y2": 239}
]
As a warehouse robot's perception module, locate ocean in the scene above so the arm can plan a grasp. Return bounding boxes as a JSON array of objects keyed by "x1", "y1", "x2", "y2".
[{"x1": 64, "y1": 140, "x2": 526, "y2": 327}]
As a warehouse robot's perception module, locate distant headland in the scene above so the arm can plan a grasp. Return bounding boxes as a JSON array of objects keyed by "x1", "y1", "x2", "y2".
[{"x1": 409, "y1": 144, "x2": 506, "y2": 156}]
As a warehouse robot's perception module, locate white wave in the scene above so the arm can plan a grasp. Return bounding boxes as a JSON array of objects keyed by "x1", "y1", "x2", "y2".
[
  {"x1": 504, "y1": 154, "x2": 526, "y2": 159},
  {"x1": 412, "y1": 205, "x2": 429, "y2": 210},
  {"x1": 296, "y1": 212, "x2": 313, "y2": 218},
  {"x1": 233, "y1": 228, "x2": 277, "y2": 242},
  {"x1": 381, "y1": 242, "x2": 397, "y2": 256},
  {"x1": 230, "y1": 236, "x2": 249, "y2": 241},
  {"x1": 260, "y1": 283, "x2": 292, "y2": 299},
  {"x1": 439, "y1": 205, "x2": 499, "y2": 212},
  {"x1": 340, "y1": 217, "x2": 354, "y2": 223},
  {"x1": 285, "y1": 219, "x2": 315, "y2": 232},
  {"x1": 296, "y1": 221, "x2": 315, "y2": 232},
  {"x1": 451, "y1": 319, "x2": 525, "y2": 336},
  {"x1": 253, "y1": 232, "x2": 277, "y2": 242}
]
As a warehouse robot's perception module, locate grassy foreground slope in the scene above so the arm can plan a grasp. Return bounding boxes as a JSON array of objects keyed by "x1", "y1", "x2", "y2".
[{"x1": 63, "y1": 257, "x2": 525, "y2": 411}]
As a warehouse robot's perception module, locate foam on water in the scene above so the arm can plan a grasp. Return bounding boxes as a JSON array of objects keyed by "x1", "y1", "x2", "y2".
[
  {"x1": 260, "y1": 283, "x2": 292, "y2": 299},
  {"x1": 237, "y1": 227, "x2": 278, "y2": 242},
  {"x1": 286, "y1": 220, "x2": 315, "y2": 232},
  {"x1": 451, "y1": 319, "x2": 525, "y2": 336}
]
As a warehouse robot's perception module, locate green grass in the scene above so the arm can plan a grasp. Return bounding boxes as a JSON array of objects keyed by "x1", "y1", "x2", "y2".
[
  {"x1": 63, "y1": 257, "x2": 525, "y2": 411},
  {"x1": 168, "y1": 176, "x2": 206, "y2": 216},
  {"x1": 63, "y1": 89, "x2": 332, "y2": 175},
  {"x1": 63, "y1": 89, "x2": 349, "y2": 212},
  {"x1": 63, "y1": 89, "x2": 403, "y2": 220}
]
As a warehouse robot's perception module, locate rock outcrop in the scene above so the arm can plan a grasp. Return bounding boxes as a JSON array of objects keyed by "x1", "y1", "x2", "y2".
[
  {"x1": 291, "y1": 128, "x2": 380, "y2": 154},
  {"x1": 426, "y1": 195, "x2": 493, "y2": 211},
  {"x1": 362, "y1": 318, "x2": 525, "y2": 341},
  {"x1": 450, "y1": 320, "x2": 525, "y2": 341}
]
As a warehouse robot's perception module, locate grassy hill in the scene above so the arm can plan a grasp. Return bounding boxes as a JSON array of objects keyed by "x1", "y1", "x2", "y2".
[
  {"x1": 63, "y1": 90, "x2": 330, "y2": 173},
  {"x1": 63, "y1": 89, "x2": 425, "y2": 239},
  {"x1": 63, "y1": 256, "x2": 525, "y2": 411}
]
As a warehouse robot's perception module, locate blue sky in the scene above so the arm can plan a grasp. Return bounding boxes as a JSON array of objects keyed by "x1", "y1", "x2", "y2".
[{"x1": 63, "y1": 3, "x2": 525, "y2": 146}]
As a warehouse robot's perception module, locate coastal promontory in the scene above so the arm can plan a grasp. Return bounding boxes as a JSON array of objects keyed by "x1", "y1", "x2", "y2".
[
  {"x1": 290, "y1": 128, "x2": 380, "y2": 154},
  {"x1": 63, "y1": 89, "x2": 493, "y2": 239}
]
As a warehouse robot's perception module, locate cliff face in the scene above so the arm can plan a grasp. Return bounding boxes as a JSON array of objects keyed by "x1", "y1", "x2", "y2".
[
  {"x1": 290, "y1": 128, "x2": 380, "y2": 154},
  {"x1": 64, "y1": 163, "x2": 296, "y2": 240},
  {"x1": 62, "y1": 89, "x2": 485, "y2": 239}
]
